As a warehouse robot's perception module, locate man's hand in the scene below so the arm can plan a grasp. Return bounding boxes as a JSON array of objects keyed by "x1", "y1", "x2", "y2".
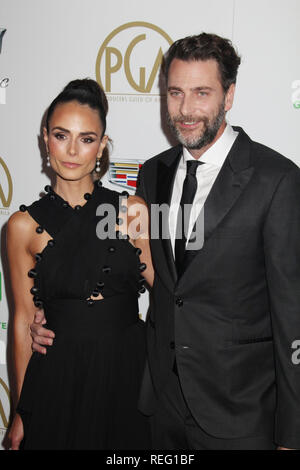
[
  {"x1": 30, "y1": 309, "x2": 55, "y2": 354},
  {"x1": 277, "y1": 447, "x2": 295, "y2": 450}
]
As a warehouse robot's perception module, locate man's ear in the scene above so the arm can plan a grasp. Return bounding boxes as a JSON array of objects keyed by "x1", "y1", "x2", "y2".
[{"x1": 224, "y1": 83, "x2": 235, "y2": 112}]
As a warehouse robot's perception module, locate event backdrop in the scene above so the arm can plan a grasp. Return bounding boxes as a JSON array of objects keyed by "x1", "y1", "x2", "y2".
[{"x1": 0, "y1": 0, "x2": 299, "y2": 448}]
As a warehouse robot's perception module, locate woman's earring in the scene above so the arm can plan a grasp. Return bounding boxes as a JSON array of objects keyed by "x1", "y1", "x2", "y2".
[
  {"x1": 47, "y1": 153, "x2": 51, "y2": 167},
  {"x1": 95, "y1": 157, "x2": 101, "y2": 173}
]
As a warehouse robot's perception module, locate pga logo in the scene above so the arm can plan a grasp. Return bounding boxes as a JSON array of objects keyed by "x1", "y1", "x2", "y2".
[
  {"x1": 291, "y1": 80, "x2": 300, "y2": 109},
  {"x1": 96, "y1": 22, "x2": 172, "y2": 95}
]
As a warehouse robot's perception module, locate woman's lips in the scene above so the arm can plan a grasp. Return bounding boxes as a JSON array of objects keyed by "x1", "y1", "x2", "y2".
[{"x1": 61, "y1": 162, "x2": 81, "y2": 169}]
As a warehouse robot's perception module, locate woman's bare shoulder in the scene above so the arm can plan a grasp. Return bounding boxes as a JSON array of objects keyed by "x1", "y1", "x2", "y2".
[{"x1": 7, "y1": 210, "x2": 35, "y2": 238}]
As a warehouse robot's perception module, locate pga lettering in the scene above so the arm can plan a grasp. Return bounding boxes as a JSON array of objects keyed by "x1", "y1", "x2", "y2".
[
  {"x1": 96, "y1": 22, "x2": 173, "y2": 95},
  {"x1": 105, "y1": 35, "x2": 162, "y2": 93}
]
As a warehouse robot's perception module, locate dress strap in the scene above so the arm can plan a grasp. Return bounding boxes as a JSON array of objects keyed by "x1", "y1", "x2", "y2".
[{"x1": 27, "y1": 194, "x2": 74, "y2": 238}]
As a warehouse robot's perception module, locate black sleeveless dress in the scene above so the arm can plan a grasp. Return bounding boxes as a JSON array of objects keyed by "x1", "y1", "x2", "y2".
[{"x1": 17, "y1": 181, "x2": 150, "y2": 449}]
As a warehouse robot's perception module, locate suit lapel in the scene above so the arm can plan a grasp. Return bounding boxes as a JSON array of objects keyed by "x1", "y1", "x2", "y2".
[
  {"x1": 152, "y1": 146, "x2": 182, "y2": 286},
  {"x1": 203, "y1": 159, "x2": 254, "y2": 243},
  {"x1": 178, "y1": 127, "x2": 255, "y2": 286}
]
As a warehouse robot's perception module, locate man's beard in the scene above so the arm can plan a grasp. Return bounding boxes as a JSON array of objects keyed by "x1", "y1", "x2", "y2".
[{"x1": 167, "y1": 99, "x2": 225, "y2": 150}]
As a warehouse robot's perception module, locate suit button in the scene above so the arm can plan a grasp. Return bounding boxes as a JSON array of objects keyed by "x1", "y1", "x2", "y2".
[
  {"x1": 175, "y1": 297, "x2": 183, "y2": 307},
  {"x1": 102, "y1": 266, "x2": 111, "y2": 274},
  {"x1": 170, "y1": 341, "x2": 175, "y2": 349}
]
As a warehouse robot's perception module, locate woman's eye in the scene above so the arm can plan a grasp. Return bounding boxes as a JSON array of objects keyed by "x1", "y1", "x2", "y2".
[
  {"x1": 54, "y1": 133, "x2": 65, "y2": 140},
  {"x1": 82, "y1": 137, "x2": 95, "y2": 144}
]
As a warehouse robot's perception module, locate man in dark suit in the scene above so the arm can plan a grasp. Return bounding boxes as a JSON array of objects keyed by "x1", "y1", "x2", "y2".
[
  {"x1": 30, "y1": 33, "x2": 300, "y2": 450},
  {"x1": 135, "y1": 33, "x2": 300, "y2": 450}
]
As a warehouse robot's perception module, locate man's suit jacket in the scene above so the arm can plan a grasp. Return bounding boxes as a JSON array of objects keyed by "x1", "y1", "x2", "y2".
[{"x1": 136, "y1": 126, "x2": 300, "y2": 448}]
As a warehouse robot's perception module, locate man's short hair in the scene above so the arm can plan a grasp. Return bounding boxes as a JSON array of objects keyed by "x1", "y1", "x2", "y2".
[{"x1": 164, "y1": 32, "x2": 241, "y2": 92}]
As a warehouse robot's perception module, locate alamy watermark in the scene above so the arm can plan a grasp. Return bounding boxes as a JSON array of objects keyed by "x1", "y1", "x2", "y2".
[
  {"x1": 291, "y1": 339, "x2": 300, "y2": 365},
  {"x1": 95, "y1": 197, "x2": 204, "y2": 250}
]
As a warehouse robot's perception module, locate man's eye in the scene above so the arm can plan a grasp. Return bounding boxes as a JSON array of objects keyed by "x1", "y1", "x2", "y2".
[{"x1": 198, "y1": 92, "x2": 207, "y2": 96}]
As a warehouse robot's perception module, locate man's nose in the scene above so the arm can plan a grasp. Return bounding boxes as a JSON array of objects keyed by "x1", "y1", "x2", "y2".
[{"x1": 179, "y1": 94, "x2": 195, "y2": 117}]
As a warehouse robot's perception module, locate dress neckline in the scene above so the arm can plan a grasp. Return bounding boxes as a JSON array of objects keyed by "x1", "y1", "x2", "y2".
[{"x1": 45, "y1": 180, "x2": 102, "y2": 210}]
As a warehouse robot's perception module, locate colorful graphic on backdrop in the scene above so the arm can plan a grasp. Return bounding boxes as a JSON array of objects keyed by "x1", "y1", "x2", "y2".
[
  {"x1": 108, "y1": 160, "x2": 144, "y2": 190},
  {"x1": 96, "y1": 22, "x2": 173, "y2": 97}
]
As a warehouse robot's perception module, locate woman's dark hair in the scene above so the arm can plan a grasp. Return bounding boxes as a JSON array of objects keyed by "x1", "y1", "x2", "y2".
[
  {"x1": 46, "y1": 78, "x2": 110, "y2": 179},
  {"x1": 164, "y1": 32, "x2": 241, "y2": 92}
]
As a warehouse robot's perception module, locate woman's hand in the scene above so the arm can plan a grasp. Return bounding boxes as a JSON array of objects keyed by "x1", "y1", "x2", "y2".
[
  {"x1": 8, "y1": 413, "x2": 24, "y2": 450},
  {"x1": 121, "y1": 195, "x2": 155, "y2": 288}
]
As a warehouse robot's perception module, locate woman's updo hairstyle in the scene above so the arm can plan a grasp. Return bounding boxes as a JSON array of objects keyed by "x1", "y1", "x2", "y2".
[{"x1": 46, "y1": 78, "x2": 110, "y2": 179}]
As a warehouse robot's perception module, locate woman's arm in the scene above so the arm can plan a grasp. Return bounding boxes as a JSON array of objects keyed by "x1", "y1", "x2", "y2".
[
  {"x1": 134, "y1": 236, "x2": 154, "y2": 288},
  {"x1": 7, "y1": 211, "x2": 38, "y2": 401},
  {"x1": 120, "y1": 195, "x2": 154, "y2": 288}
]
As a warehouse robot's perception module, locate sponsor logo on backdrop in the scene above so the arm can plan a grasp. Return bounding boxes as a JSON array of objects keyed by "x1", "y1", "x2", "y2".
[
  {"x1": 0, "y1": 77, "x2": 9, "y2": 105},
  {"x1": 108, "y1": 159, "x2": 144, "y2": 190},
  {"x1": 0, "y1": 157, "x2": 13, "y2": 215},
  {"x1": 0, "y1": 28, "x2": 9, "y2": 105},
  {"x1": 0, "y1": 377, "x2": 11, "y2": 434},
  {"x1": 96, "y1": 22, "x2": 172, "y2": 103},
  {"x1": 292, "y1": 80, "x2": 300, "y2": 109},
  {"x1": 0, "y1": 28, "x2": 6, "y2": 54}
]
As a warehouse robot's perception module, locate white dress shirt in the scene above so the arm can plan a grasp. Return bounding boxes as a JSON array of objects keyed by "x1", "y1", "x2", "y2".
[{"x1": 169, "y1": 124, "x2": 239, "y2": 254}]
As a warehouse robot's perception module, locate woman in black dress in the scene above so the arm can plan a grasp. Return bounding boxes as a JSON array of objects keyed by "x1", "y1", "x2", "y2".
[{"x1": 7, "y1": 79, "x2": 153, "y2": 449}]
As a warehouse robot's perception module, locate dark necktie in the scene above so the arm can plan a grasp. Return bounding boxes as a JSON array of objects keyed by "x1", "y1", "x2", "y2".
[{"x1": 175, "y1": 159, "x2": 204, "y2": 275}]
